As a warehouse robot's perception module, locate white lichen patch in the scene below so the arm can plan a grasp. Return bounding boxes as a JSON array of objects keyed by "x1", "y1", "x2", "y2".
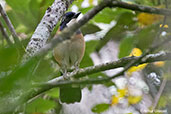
[{"x1": 24, "y1": 0, "x2": 73, "y2": 59}]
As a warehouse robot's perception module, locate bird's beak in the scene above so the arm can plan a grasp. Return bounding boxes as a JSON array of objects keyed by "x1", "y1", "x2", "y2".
[{"x1": 73, "y1": 12, "x2": 81, "y2": 18}]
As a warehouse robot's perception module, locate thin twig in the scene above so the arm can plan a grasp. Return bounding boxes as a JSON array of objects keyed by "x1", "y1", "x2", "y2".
[
  {"x1": 26, "y1": 51, "x2": 171, "y2": 101},
  {"x1": 24, "y1": 0, "x2": 171, "y2": 60},
  {"x1": 0, "y1": 4, "x2": 21, "y2": 45},
  {"x1": 109, "y1": 0, "x2": 171, "y2": 16},
  {"x1": 25, "y1": 36, "x2": 171, "y2": 107},
  {"x1": 0, "y1": 20, "x2": 12, "y2": 45},
  {"x1": 152, "y1": 78, "x2": 167, "y2": 110},
  {"x1": 22, "y1": 0, "x2": 171, "y2": 105},
  {"x1": 151, "y1": 0, "x2": 168, "y2": 111}
]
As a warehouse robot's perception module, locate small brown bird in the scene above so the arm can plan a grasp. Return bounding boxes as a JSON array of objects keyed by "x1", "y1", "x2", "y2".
[{"x1": 53, "y1": 12, "x2": 85, "y2": 78}]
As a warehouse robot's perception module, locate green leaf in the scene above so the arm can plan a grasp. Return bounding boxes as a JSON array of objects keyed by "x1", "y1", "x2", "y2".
[
  {"x1": 135, "y1": 24, "x2": 159, "y2": 51},
  {"x1": 94, "y1": 8, "x2": 116, "y2": 23},
  {"x1": 33, "y1": 59, "x2": 55, "y2": 82},
  {"x1": 26, "y1": 98, "x2": 56, "y2": 113},
  {"x1": 46, "y1": 88, "x2": 60, "y2": 98},
  {"x1": 0, "y1": 46, "x2": 19, "y2": 71},
  {"x1": 80, "y1": 6, "x2": 94, "y2": 14},
  {"x1": 29, "y1": 0, "x2": 40, "y2": 19},
  {"x1": 80, "y1": 40, "x2": 99, "y2": 68},
  {"x1": 6, "y1": 0, "x2": 30, "y2": 11},
  {"x1": 92, "y1": 103, "x2": 110, "y2": 113},
  {"x1": 80, "y1": 52, "x2": 93, "y2": 68},
  {"x1": 93, "y1": 8, "x2": 132, "y2": 23},
  {"x1": 0, "y1": 58, "x2": 38, "y2": 96},
  {"x1": 118, "y1": 36, "x2": 135, "y2": 58},
  {"x1": 96, "y1": 11, "x2": 137, "y2": 51},
  {"x1": 81, "y1": 23, "x2": 101, "y2": 35},
  {"x1": 6, "y1": 0, "x2": 39, "y2": 31},
  {"x1": 60, "y1": 86, "x2": 82, "y2": 103}
]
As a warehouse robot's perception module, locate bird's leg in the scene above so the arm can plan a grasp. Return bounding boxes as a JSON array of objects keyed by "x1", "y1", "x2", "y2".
[
  {"x1": 74, "y1": 61, "x2": 80, "y2": 72},
  {"x1": 61, "y1": 67, "x2": 69, "y2": 80}
]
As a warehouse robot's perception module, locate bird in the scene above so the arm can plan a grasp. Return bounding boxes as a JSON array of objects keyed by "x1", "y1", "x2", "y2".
[{"x1": 53, "y1": 12, "x2": 85, "y2": 79}]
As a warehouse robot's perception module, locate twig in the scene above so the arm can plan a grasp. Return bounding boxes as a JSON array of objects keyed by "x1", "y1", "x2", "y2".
[
  {"x1": 24, "y1": 0, "x2": 171, "y2": 60},
  {"x1": 0, "y1": 20, "x2": 12, "y2": 45},
  {"x1": 31, "y1": 0, "x2": 171, "y2": 59},
  {"x1": 22, "y1": 0, "x2": 171, "y2": 105},
  {"x1": 152, "y1": 78, "x2": 167, "y2": 110},
  {"x1": 26, "y1": 51, "x2": 171, "y2": 101},
  {"x1": 109, "y1": 0, "x2": 171, "y2": 16},
  {"x1": 47, "y1": 51, "x2": 171, "y2": 84},
  {"x1": 25, "y1": 36, "x2": 171, "y2": 108},
  {"x1": 0, "y1": 4, "x2": 20, "y2": 44},
  {"x1": 151, "y1": 0, "x2": 168, "y2": 111}
]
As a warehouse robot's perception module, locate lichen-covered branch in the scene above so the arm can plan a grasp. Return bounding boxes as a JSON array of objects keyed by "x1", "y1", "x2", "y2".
[
  {"x1": 34, "y1": 0, "x2": 108, "y2": 58},
  {"x1": 23, "y1": 0, "x2": 171, "y2": 103},
  {"x1": 47, "y1": 51, "x2": 171, "y2": 84},
  {"x1": 26, "y1": 51, "x2": 171, "y2": 101},
  {"x1": 24, "y1": 0, "x2": 73, "y2": 59},
  {"x1": 32, "y1": 0, "x2": 171, "y2": 59},
  {"x1": 25, "y1": 0, "x2": 171, "y2": 60}
]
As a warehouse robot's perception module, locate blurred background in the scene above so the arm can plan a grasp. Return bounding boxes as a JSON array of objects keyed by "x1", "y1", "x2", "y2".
[{"x1": 0, "y1": 0, "x2": 171, "y2": 114}]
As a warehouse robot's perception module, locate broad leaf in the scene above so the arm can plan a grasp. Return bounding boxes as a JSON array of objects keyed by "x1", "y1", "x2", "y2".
[
  {"x1": 92, "y1": 103, "x2": 110, "y2": 113},
  {"x1": 118, "y1": 36, "x2": 135, "y2": 58},
  {"x1": 60, "y1": 86, "x2": 82, "y2": 103},
  {"x1": 26, "y1": 98, "x2": 56, "y2": 113},
  {"x1": 81, "y1": 23, "x2": 101, "y2": 35}
]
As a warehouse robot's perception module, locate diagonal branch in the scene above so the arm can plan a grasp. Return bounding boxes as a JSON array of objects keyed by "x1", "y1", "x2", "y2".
[
  {"x1": 26, "y1": 51, "x2": 171, "y2": 101},
  {"x1": 152, "y1": 78, "x2": 167, "y2": 110},
  {"x1": 109, "y1": 0, "x2": 171, "y2": 16},
  {"x1": 0, "y1": 20, "x2": 12, "y2": 45},
  {"x1": 32, "y1": 0, "x2": 171, "y2": 59},
  {"x1": 33, "y1": 0, "x2": 108, "y2": 58},
  {"x1": 23, "y1": 0, "x2": 171, "y2": 104},
  {"x1": 0, "y1": 4, "x2": 20, "y2": 44},
  {"x1": 25, "y1": 0, "x2": 171, "y2": 60},
  {"x1": 24, "y1": 0, "x2": 74, "y2": 59}
]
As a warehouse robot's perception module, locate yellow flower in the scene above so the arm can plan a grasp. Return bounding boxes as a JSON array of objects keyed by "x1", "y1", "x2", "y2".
[
  {"x1": 128, "y1": 96, "x2": 142, "y2": 104},
  {"x1": 129, "y1": 48, "x2": 142, "y2": 56},
  {"x1": 154, "y1": 61, "x2": 165, "y2": 67},
  {"x1": 89, "y1": 0, "x2": 94, "y2": 5},
  {"x1": 137, "y1": 13, "x2": 162, "y2": 26},
  {"x1": 160, "y1": 24, "x2": 169, "y2": 28},
  {"x1": 118, "y1": 88, "x2": 128, "y2": 98},
  {"x1": 127, "y1": 48, "x2": 147, "y2": 75},
  {"x1": 111, "y1": 95, "x2": 119, "y2": 105}
]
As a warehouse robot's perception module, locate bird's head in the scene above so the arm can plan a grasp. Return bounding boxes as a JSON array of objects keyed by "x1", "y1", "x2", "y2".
[{"x1": 60, "y1": 12, "x2": 81, "y2": 31}]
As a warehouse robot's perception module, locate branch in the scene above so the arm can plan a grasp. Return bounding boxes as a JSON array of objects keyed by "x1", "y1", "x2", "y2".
[
  {"x1": 24, "y1": 0, "x2": 74, "y2": 59},
  {"x1": 109, "y1": 0, "x2": 171, "y2": 16},
  {"x1": 24, "y1": 0, "x2": 171, "y2": 60},
  {"x1": 0, "y1": 20, "x2": 12, "y2": 45},
  {"x1": 31, "y1": 0, "x2": 171, "y2": 59},
  {"x1": 23, "y1": 0, "x2": 171, "y2": 103},
  {"x1": 0, "y1": 4, "x2": 20, "y2": 44},
  {"x1": 26, "y1": 51, "x2": 171, "y2": 101},
  {"x1": 152, "y1": 78, "x2": 167, "y2": 110},
  {"x1": 32, "y1": 0, "x2": 108, "y2": 58}
]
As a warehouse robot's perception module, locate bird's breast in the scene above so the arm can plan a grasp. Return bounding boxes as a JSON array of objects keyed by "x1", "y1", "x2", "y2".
[{"x1": 53, "y1": 33, "x2": 85, "y2": 68}]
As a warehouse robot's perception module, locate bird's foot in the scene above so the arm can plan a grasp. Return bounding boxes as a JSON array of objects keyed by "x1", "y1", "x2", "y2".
[
  {"x1": 74, "y1": 62, "x2": 80, "y2": 73},
  {"x1": 62, "y1": 72, "x2": 70, "y2": 80}
]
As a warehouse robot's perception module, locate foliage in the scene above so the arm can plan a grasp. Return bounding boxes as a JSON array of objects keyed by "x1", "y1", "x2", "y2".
[
  {"x1": 91, "y1": 103, "x2": 110, "y2": 113},
  {"x1": 0, "y1": 0, "x2": 170, "y2": 113}
]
